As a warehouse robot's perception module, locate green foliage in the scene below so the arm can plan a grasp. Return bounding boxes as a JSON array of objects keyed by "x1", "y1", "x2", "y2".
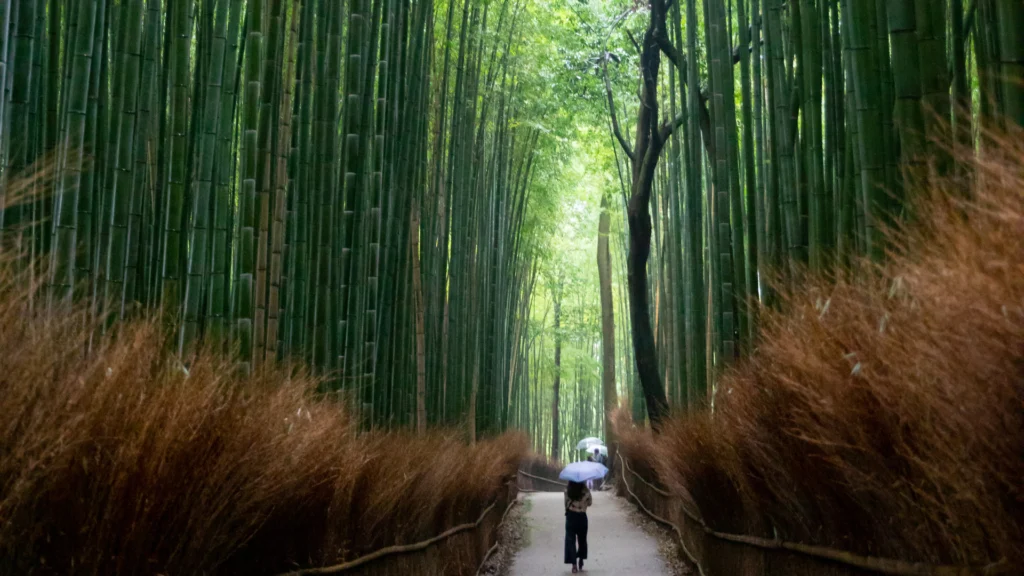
[
  {"x1": 1, "y1": 0, "x2": 1020, "y2": 449},
  {"x1": 580, "y1": 0, "x2": 1024, "y2": 421}
]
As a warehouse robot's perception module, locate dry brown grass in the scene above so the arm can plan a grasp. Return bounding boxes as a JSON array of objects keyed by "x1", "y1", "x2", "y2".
[
  {"x1": 611, "y1": 409, "x2": 663, "y2": 488},
  {"x1": 518, "y1": 453, "x2": 562, "y2": 480},
  {"x1": 0, "y1": 270, "x2": 525, "y2": 575},
  {"x1": 617, "y1": 132, "x2": 1024, "y2": 566},
  {"x1": 516, "y1": 453, "x2": 565, "y2": 491}
]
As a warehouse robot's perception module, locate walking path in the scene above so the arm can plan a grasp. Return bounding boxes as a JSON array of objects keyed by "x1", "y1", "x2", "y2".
[{"x1": 510, "y1": 491, "x2": 671, "y2": 576}]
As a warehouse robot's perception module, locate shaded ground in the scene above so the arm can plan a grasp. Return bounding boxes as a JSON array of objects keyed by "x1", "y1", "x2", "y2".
[
  {"x1": 478, "y1": 494, "x2": 529, "y2": 576},
  {"x1": 620, "y1": 493, "x2": 694, "y2": 576},
  {"x1": 509, "y1": 491, "x2": 671, "y2": 576}
]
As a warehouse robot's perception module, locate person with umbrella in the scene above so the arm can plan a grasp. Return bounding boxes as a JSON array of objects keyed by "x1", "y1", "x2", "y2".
[
  {"x1": 580, "y1": 440, "x2": 607, "y2": 490},
  {"x1": 564, "y1": 481, "x2": 591, "y2": 573},
  {"x1": 585, "y1": 450, "x2": 595, "y2": 490},
  {"x1": 586, "y1": 447, "x2": 607, "y2": 490},
  {"x1": 559, "y1": 461, "x2": 608, "y2": 572}
]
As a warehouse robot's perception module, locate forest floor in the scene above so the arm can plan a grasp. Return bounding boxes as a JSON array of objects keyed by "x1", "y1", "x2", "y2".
[
  {"x1": 478, "y1": 493, "x2": 529, "y2": 576},
  {"x1": 620, "y1": 493, "x2": 694, "y2": 576},
  {"x1": 508, "y1": 491, "x2": 672, "y2": 576}
]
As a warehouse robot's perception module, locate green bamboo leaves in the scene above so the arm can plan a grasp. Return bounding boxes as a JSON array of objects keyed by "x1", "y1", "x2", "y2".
[
  {"x1": 1, "y1": 0, "x2": 549, "y2": 439},
  {"x1": 5, "y1": 0, "x2": 1023, "y2": 438},
  {"x1": 601, "y1": 0, "x2": 1024, "y2": 416}
]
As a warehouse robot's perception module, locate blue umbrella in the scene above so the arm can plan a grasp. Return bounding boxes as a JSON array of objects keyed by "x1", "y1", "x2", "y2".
[{"x1": 559, "y1": 461, "x2": 609, "y2": 483}]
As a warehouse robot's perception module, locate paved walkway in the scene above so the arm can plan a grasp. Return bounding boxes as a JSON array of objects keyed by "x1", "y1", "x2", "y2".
[{"x1": 510, "y1": 491, "x2": 671, "y2": 576}]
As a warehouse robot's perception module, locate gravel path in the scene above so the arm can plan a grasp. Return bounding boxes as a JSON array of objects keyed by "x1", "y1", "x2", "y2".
[{"x1": 510, "y1": 491, "x2": 671, "y2": 576}]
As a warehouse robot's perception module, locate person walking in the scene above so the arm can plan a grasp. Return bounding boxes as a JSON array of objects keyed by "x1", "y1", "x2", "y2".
[
  {"x1": 564, "y1": 480, "x2": 592, "y2": 573},
  {"x1": 589, "y1": 448, "x2": 605, "y2": 490}
]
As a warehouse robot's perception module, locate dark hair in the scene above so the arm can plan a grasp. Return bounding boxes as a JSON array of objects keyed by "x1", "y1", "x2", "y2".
[{"x1": 566, "y1": 480, "x2": 585, "y2": 502}]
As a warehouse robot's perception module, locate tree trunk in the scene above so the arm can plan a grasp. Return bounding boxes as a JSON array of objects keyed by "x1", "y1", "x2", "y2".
[
  {"x1": 550, "y1": 281, "x2": 562, "y2": 460},
  {"x1": 621, "y1": 0, "x2": 676, "y2": 426},
  {"x1": 412, "y1": 200, "x2": 427, "y2": 434},
  {"x1": 597, "y1": 192, "x2": 618, "y2": 464},
  {"x1": 684, "y1": 0, "x2": 707, "y2": 408},
  {"x1": 844, "y1": 0, "x2": 888, "y2": 261},
  {"x1": 887, "y1": 0, "x2": 927, "y2": 188},
  {"x1": 995, "y1": 0, "x2": 1024, "y2": 128}
]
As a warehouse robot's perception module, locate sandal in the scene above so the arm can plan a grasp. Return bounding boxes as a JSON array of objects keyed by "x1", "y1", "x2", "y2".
[{"x1": 572, "y1": 564, "x2": 578, "y2": 573}]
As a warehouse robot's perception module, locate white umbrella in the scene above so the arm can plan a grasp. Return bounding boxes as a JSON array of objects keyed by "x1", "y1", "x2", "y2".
[{"x1": 575, "y1": 437, "x2": 604, "y2": 450}]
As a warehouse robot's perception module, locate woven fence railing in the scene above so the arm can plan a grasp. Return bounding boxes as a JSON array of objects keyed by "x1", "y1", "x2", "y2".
[
  {"x1": 617, "y1": 453, "x2": 1013, "y2": 576},
  {"x1": 515, "y1": 468, "x2": 565, "y2": 492},
  {"x1": 278, "y1": 480, "x2": 518, "y2": 576}
]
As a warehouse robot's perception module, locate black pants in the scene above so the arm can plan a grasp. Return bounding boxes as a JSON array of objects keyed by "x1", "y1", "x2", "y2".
[{"x1": 564, "y1": 511, "x2": 588, "y2": 564}]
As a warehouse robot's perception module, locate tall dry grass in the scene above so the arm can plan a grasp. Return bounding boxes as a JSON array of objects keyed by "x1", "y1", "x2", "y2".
[
  {"x1": 516, "y1": 453, "x2": 564, "y2": 491},
  {"x1": 518, "y1": 453, "x2": 562, "y2": 480},
  {"x1": 0, "y1": 268, "x2": 524, "y2": 575},
  {"x1": 616, "y1": 133, "x2": 1024, "y2": 566}
]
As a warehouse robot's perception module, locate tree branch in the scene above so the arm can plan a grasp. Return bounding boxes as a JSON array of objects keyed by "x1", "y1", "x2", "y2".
[
  {"x1": 656, "y1": 30, "x2": 751, "y2": 75},
  {"x1": 639, "y1": 114, "x2": 675, "y2": 205},
  {"x1": 655, "y1": 34, "x2": 685, "y2": 71},
  {"x1": 600, "y1": 8, "x2": 635, "y2": 54},
  {"x1": 603, "y1": 55, "x2": 635, "y2": 160},
  {"x1": 646, "y1": 47, "x2": 661, "y2": 150},
  {"x1": 641, "y1": 0, "x2": 668, "y2": 151},
  {"x1": 626, "y1": 30, "x2": 642, "y2": 54},
  {"x1": 658, "y1": 113, "x2": 686, "y2": 142},
  {"x1": 653, "y1": 35, "x2": 716, "y2": 163}
]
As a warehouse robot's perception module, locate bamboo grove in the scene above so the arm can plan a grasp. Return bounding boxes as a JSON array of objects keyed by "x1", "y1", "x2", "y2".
[
  {"x1": 508, "y1": 253, "x2": 609, "y2": 460},
  {"x1": 0, "y1": 0, "x2": 553, "y2": 436},
  {"x1": 599, "y1": 0, "x2": 1024, "y2": 422}
]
